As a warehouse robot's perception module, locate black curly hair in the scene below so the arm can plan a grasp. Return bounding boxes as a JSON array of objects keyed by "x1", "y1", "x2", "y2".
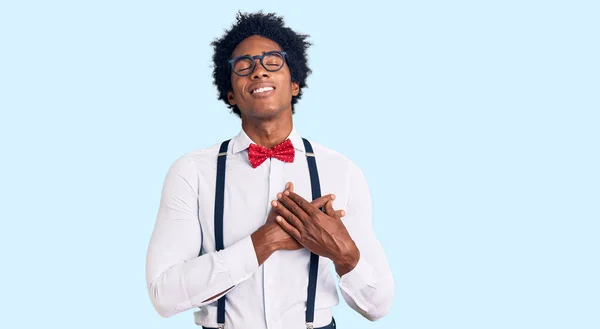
[{"x1": 211, "y1": 11, "x2": 312, "y2": 118}]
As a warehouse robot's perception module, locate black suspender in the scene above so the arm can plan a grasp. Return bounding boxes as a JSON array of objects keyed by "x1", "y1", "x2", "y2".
[
  {"x1": 302, "y1": 138, "x2": 322, "y2": 329},
  {"x1": 212, "y1": 138, "x2": 325, "y2": 329},
  {"x1": 214, "y1": 140, "x2": 230, "y2": 328}
]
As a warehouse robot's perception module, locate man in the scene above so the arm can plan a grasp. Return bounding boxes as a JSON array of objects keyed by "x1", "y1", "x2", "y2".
[{"x1": 146, "y1": 12, "x2": 394, "y2": 329}]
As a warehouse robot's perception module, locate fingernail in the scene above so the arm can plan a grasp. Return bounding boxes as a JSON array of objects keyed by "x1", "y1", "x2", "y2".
[
  {"x1": 331, "y1": 194, "x2": 336, "y2": 200},
  {"x1": 276, "y1": 216, "x2": 282, "y2": 222},
  {"x1": 272, "y1": 200, "x2": 278, "y2": 207},
  {"x1": 277, "y1": 193, "x2": 282, "y2": 199},
  {"x1": 284, "y1": 191, "x2": 289, "y2": 196},
  {"x1": 341, "y1": 210, "x2": 346, "y2": 216},
  {"x1": 285, "y1": 183, "x2": 289, "y2": 189}
]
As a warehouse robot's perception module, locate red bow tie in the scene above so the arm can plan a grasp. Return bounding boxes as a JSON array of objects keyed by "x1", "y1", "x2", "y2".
[{"x1": 248, "y1": 139, "x2": 295, "y2": 168}]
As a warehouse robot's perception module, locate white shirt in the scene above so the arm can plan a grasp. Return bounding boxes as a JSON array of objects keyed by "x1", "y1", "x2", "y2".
[{"x1": 146, "y1": 126, "x2": 395, "y2": 329}]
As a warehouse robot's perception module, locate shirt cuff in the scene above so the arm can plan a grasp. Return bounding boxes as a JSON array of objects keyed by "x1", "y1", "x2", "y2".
[
  {"x1": 338, "y1": 256, "x2": 377, "y2": 304},
  {"x1": 220, "y1": 235, "x2": 259, "y2": 285}
]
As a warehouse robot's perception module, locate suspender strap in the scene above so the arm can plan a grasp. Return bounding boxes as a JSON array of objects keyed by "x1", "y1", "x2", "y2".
[
  {"x1": 214, "y1": 140, "x2": 230, "y2": 327},
  {"x1": 302, "y1": 138, "x2": 322, "y2": 328}
]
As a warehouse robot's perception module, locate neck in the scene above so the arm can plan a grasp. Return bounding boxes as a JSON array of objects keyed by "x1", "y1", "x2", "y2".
[{"x1": 241, "y1": 110, "x2": 293, "y2": 149}]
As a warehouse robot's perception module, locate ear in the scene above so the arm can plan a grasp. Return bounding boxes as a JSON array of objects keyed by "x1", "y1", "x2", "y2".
[
  {"x1": 291, "y1": 81, "x2": 300, "y2": 97},
  {"x1": 227, "y1": 90, "x2": 236, "y2": 106}
]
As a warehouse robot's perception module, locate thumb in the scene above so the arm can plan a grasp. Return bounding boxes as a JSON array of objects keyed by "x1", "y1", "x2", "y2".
[{"x1": 284, "y1": 182, "x2": 295, "y2": 193}]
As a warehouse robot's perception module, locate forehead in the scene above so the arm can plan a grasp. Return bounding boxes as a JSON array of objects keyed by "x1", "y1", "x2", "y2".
[{"x1": 231, "y1": 35, "x2": 282, "y2": 58}]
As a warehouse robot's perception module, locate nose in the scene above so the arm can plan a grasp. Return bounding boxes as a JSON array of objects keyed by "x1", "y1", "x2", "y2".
[{"x1": 251, "y1": 59, "x2": 271, "y2": 80}]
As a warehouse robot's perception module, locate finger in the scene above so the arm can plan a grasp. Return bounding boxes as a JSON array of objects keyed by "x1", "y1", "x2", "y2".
[
  {"x1": 276, "y1": 216, "x2": 302, "y2": 241},
  {"x1": 325, "y1": 200, "x2": 345, "y2": 219},
  {"x1": 277, "y1": 191, "x2": 311, "y2": 222},
  {"x1": 310, "y1": 194, "x2": 335, "y2": 210},
  {"x1": 284, "y1": 191, "x2": 324, "y2": 216},
  {"x1": 272, "y1": 199, "x2": 305, "y2": 229},
  {"x1": 325, "y1": 199, "x2": 335, "y2": 216}
]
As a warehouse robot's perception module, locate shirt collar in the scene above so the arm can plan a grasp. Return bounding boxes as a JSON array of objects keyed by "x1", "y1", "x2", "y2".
[{"x1": 231, "y1": 124, "x2": 306, "y2": 155}]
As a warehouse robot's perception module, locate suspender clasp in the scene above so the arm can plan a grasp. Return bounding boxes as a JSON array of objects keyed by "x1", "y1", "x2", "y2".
[
  {"x1": 306, "y1": 322, "x2": 314, "y2": 329},
  {"x1": 217, "y1": 324, "x2": 224, "y2": 329}
]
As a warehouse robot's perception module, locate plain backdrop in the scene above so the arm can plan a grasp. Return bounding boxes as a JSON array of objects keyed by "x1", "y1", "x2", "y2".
[{"x1": 1, "y1": 1, "x2": 598, "y2": 328}]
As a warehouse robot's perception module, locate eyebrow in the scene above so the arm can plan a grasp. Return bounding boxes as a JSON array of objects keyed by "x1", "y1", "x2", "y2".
[{"x1": 234, "y1": 50, "x2": 280, "y2": 58}]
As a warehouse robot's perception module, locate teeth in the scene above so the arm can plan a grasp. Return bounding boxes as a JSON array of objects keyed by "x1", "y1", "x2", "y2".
[{"x1": 252, "y1": 87, "x2": 274, "y2": 94}]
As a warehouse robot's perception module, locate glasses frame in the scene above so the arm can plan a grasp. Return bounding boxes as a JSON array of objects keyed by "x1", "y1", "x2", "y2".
[{"x1": 228, "y1": 51, "x2": 288, "y2": 77}]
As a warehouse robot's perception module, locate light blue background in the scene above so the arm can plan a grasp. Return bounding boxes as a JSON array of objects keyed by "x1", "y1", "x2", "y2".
[{"x1": 1, "y1": 1, "x2": 598, "y2": 328}]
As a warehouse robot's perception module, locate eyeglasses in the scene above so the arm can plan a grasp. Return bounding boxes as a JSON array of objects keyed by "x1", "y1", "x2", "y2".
[{"x1": 228, "y1": 51, "x2": 287, "y2": 77}]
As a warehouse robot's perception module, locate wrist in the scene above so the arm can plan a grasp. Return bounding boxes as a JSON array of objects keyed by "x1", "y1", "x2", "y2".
[
  {"x1": 251, "y1": 224, "x2": 278, "y2": 265},
  {"x1": 334, "y1": 244, "x2": 360, "y2": 276}
]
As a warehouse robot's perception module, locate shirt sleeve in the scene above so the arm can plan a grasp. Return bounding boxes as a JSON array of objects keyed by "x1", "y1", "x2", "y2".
[
  {"x1": 145, "y1": 155, "x2": 259, "y2": 318},
  {"x1": 337, "y1": 161, "x2": 395, "y2": 321}
]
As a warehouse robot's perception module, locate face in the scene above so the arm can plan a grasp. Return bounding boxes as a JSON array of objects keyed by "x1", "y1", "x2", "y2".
[{"x1": 227, "y1": 35, "x2": 300, "y2": 120}]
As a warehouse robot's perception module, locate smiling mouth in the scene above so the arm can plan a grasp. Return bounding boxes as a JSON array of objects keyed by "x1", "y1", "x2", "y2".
[{"x1": 250, "y1": 86, "x2": 275, "y2": 95}]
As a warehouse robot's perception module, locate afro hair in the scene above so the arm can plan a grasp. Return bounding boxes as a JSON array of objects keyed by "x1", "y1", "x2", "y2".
[{"x1": 211, "y1": 12, "x2": 312, "y2": 117}]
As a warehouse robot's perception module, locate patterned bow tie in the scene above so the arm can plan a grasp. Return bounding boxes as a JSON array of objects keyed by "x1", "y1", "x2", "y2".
[{"x1": 248, "y1": 139, "x2": 295, "y2": 168}]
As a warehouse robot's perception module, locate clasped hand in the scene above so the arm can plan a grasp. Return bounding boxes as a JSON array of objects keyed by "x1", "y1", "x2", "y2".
[{"x1": 271, "y1": 182, "x2": 360, "y2": 274}]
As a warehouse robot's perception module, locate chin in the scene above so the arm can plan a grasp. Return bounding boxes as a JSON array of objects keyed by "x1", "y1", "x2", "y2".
[{"x1": 246, "y1": 105, "x2": 286, "y2": 119}]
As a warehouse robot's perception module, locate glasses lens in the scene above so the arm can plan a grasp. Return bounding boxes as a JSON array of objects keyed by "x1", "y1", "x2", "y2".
[
  {"x1": 233, "y1": 57, "x2": 254, "y2": 75},
  {"x1": 263, "y1": 53, "x2": 284, "y2": 71}
]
